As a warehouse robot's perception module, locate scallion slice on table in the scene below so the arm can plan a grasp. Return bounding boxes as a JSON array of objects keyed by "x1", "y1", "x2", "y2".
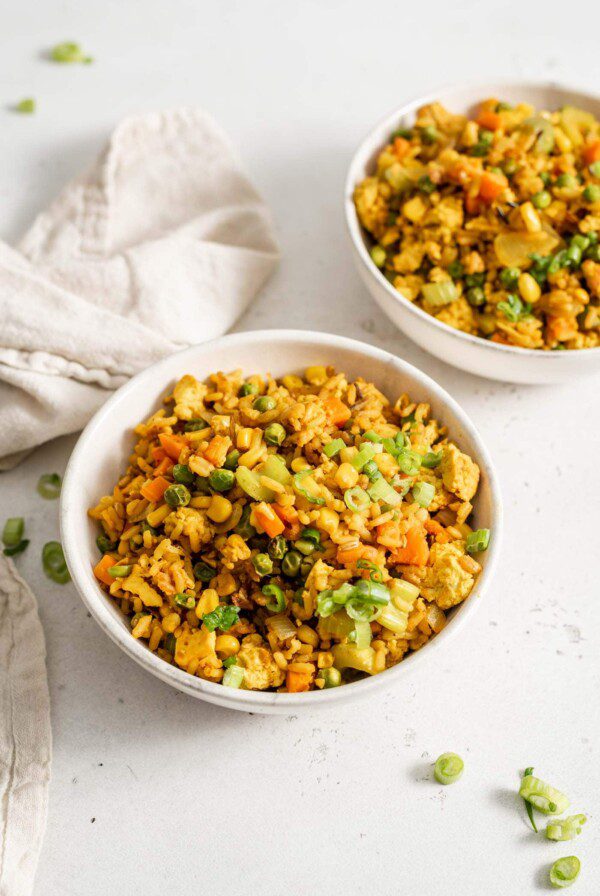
[
  {"x1": 519, "y1": 773, "x2": 570, "y2": 815},
  {"x1": 2, "y1": 517, "x2": 30, "y2": 557},
  {"x1": 37, "y1": 473, "x2": 62, "y2": 499},
  {"x1": 42, "y1": 541, "x2": 70, "y2": 584},
  {"x1": 15, "y1": 98, "x2": 36, "y2": 114},
  {"x1": 549, "y1": 856, "x2": 580, "y2": 889},
  {"x1": 50, "y1": 41, "x2": 93, "y2": 64},
  {"x1": 546, "y1": 815, "x2": 587, "y2": 842},
  {"x1": 434, "y1": 752, "x2": 464, "y2": 785},
  {"x1": 521, "y1": 767, "x2": 538, "y2": 832}
]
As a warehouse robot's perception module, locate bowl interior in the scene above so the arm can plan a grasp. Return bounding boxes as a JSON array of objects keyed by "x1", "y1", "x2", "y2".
[{"x1": 61, "y1": 331, "x2": 501, "y2": 711}]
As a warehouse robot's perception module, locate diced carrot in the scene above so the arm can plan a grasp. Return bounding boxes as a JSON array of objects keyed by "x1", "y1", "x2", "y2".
[
  {"x1": 273, "y1": 504, "x2": 301, "y2": 539},
  {"x1": 140, "y1": 475, "x2": 170, "y2": 503},
  {"x1": 286, "y1": 670, "x2": 312, "y2": 692},
  {"x1": 376, "y1": 519, "x2": 402, "y2": 549},
  {"x1": 547, "y1": 315, "x2": 578, "y2": 342},
  {"x1": 158, "y1": 433, "x2": 187, "y2": 461},
  {"x1": 583, "y1": 140, "x2": 600, "y2": 165},
  {"x1": 323, "y1": 397, "x2": 351, "y2": 427},
  {"x1": 476, "y1": 109, "x2": 501, "y2": 131},
  {"x1": 336, "y1": 544, "x2": 364, "y2": 565},
  {"x1": 478, "y1": 170, "x2": 508, "y2": 204},
  {"x1": 204, "y1": 435, "x2": 231, "y2": 467},
  {"x1": 254, "y1": 502, "x2": 285, "y2": 538},
  {"x1": 153, "y1": 456, "x2": 174, "y2": 477},
  {"x1": 490, "y1": 332, "x2": 509, "y2": 345},
  {"x1": 390, "y1": 525, "x2": 430, "y2": 566},
  {"x1": 151, "y1": 446, "x2": 166, "y2": 462},
  {"x1": 424, "y1": 519, "x2": 450, "y2": 543},
  {"x1": 464, "y1": 194, "x2": 482, "y2": 215},
  {"x1": 94, "y1": 554, "x2": 117, "y2": 586},
  {"x1": 393, "y1": 136, "x2": 411, "y2": 159}
]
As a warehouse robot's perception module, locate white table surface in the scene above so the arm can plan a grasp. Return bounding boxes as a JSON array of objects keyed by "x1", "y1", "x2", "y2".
[{"x1": 2, "y1": 1, "x2": 600, "y2": 893}]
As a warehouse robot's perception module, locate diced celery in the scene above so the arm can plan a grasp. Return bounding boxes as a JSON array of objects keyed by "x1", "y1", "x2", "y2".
[
  {"x1": 421, "y1": 281, "x2": 458, "y2": 307},
  {"x1": 331, "y1": 643, "x2": 375, "y2": 675},
  {"x1": 235, "y1": 467, "x2": 276, "y2": 501},
  {"x1": 390, "y1": 578, "x2": 420, "y2": 613},
  {"x1": 317, "y1": 610, "x2": 355, "y2": 641},
  {"x1": 260, "y1": 454, "x2": 291, "y2": 485},
  {"x1": 376, "y1": 603, "x2": 408, "y2": 635}
]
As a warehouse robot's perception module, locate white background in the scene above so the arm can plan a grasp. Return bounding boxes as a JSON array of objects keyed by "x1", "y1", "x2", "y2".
[{"x1": 2, "y1": 2, "x2": 600, "y2": 894}]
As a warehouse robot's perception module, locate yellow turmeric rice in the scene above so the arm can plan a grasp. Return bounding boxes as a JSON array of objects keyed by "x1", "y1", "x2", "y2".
[
  {"x1": 89, "y1": 366, "x2": 490, "y2": 692},
  {"x1": 354, "y1": 98, "x2": 600, "y2": 350}
]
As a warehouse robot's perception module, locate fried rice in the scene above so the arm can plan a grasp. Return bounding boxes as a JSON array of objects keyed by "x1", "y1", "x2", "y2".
[
  {"x1": 354, "y1": 98, "x2": 600, "y2": 350},
  {"x1": 89, "y1": 366, "x2": 490, "y2": 693}
]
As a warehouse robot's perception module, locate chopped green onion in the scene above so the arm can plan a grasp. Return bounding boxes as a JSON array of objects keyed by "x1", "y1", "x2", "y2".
[
  {"x1": 172, "y1": 464, "x2": 194, "y2": 485},
  {"x1": 421, "y1": 451, "x2": 442, "y2": 469},
  {"x1": 96, "y1": 534, "x2": 118, "y2": 554},
  {"x1": 434, "y1": 752, "x2": 464, "y2": 785},
  {"x1": 367, "y1": 476, "x2": 402, "y2": 507},
  {"x1": 412, "y1": 481, "x2": 435, "y2": 508},
  {"x1": 351, "y1": 443, "x2": 378, "y2": 470},
  {"x1": 222, "y1": 665, "x2": 245, "y2": 688},
  {"x1": 421, "y1": 281, "x2": 458, "y2": 307},
  {"x1": 293, "y1": 470, "x2": 325, "y2": 505},
  {"x1": 522, "y1": 767, "x2": 538, "y2": 832},
  {"x1": 350, "y1": 620, "x2": 372, "y2": 648},
  {"x1": 263, "y1": 583, "x2": 286, "y2": 613},
  {"x1": 316, "y1": 589, "x2": 336, "y2": 617},
  {"x1": 466, "y1": 528, "x2": 491, "y2": 553},
  {"x1": 344, "y1": 486, "x2": 371, "y2": 512},
  {"x1": 323, "y1": 438, "x2": 345, "y2": 457},
  {"x1": 352, "y1": 579, "x2": 390, "y2": 606},
  {"x1": 185, "y1": 418, "x2": 209, "y2": 432},
  {"x1": 396, "y1": 449, "x2": 422, "y2": 476},
  {"x1": 4, "y1": 540, "x2": 30, "y2": 557},
  {"x1": 499, "y1": 267, "x2": 521, "y2": 289},
  {"x1": 164, "y1": 633, "x2": 177, "y2": 654},
  {"x1": 2, "y1": 518, "x2": 24, "y2": 548},
  {"x1": 174, "y1": 592, "x2": 196, "y2": 609},
  {"x1": 345, "y1": 599, "x2": 379, "y2": 622},
  {"x1": 362, "y1": 431, "x2": 383, "y2": 443},
  {"x1": 356, "y1": 558, "x2": 384, "y2": 582},
  {"x1": 193, "y1": 560, "x2": 216, "y2": 582},
  {"x1": 222, "y1": 655, "x2": 237, "y2": 668},
  {"x1": 300, "y1": 527, "x2": 321, "y2": 546},
  {"x1": 15, "y1": 98, "x2": 36, "y2": 114},
  {"x1": 448, "y1": 259, "x2": 464, "y2": 280},
  {"x1": 42, "y1": 541, "x2": 70, "y2": 584},
  {"x1": 549, "y1": 856, "x2": 580, "y2": 889},
  {"x1": 50, "y1": 42, "x2": 93, "y2": 64},
  {"x1": 107, "y1": 564, "x2": 132, "y2": 578},
  {"x1": 164, "y1": 484, "x2": 191, "y2": 507},
  {"x1": 362, "y1": 459, "x2": 381, "y2": 482},
  {"x1": 202, "y1": 604, "x2": 239, "y2": 632},
  {"x1": 546, "y1": 815, "x2": 587, "y2": 842},
  {"x1": 497, "y1": 293, "x2": 531, "y2": 322},
  {"x1": 519, "y1": 774, "x2": 570, "y2": 815},
  {"x1": 320, "y1": 667, "x2": 342, "y2": 688},
  {"x1": 37, "y1": 473, "x2": 62, "y2": 500}
]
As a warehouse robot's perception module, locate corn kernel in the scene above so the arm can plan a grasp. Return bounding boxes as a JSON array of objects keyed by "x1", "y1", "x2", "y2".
[
  {"x1": 207, "y1": 495, "x2": 233, "y2": 523},
  {"x1": 296, "y1": 625, "x2": 319, "y2": 648},
  {"x1": 554, "y1": 127, "x2": 572, "y2": 153},
  {"x1": 518, "y1": 272, "x2": 541, "y2": 304},
  {"x1": 190, "y1": 495, "x2": 212, "y2": 509},
  {"x1": 339, "y1": 446, "x2": 358, "y2": 464},
  {"x1": 146, "y1": 504, "x2": 171, "y2": 527},
  {"x1": 281, "y1": 374, "x2": 304, "y2": 391},
  {"x1": 162, "y1": 613, "x2": 181, "y2": 633},
  {"x1": 215, "y1": 634, "x2": 240, "y2": 657},
  {"x1": 149, "y1": 624, "x2": 163, "y2": 651},
  {"x1": 215, "y1": 571, "x2": 236, "y2": 597},
  {"x1": 335, "y1": 462, "x2": 359, "y2": 489},
  {"x1": 318, "y1": 507, "x2": 339, "y2": 536},
  {"x1": 196, "y1": 588, "x2": 219, "y2": 617},
  {"x1": 291, "y1": 456, "x2": 311, "y2": 472},
  {"x1": 520, "y1": 201, "x2": 541, "y2": 233},
  {"x1": 236, "y1": 427, "x2": 253, "y2": 450},
  {"x1": 305, "y1": 365, "x2": 327, "y2": 386}
]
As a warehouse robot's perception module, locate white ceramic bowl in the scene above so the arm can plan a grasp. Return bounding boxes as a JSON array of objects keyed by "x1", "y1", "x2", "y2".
[
  {"x1": 345, "y1": 81, "x2": 600, "y2": 384},
  {"x1": 61, "y1": 330, "x2": 502, "y2": 714}
]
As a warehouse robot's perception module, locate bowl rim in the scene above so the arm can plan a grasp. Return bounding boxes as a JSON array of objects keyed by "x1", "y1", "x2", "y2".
[
  {"x1": 60, "y1": 328, "x2": 503, "y2": 711},
  {"x1": 344, "y1": 77, "x2": 600, "y2": 363}
]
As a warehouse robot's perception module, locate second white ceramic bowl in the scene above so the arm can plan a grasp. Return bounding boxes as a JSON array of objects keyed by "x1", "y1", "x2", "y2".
[
  {"x1": 61, "y1": 330, "x2": 502, "y2": 714},
  {"x1": 345, "y1": 81, "x2": 600, "y2": 384}
]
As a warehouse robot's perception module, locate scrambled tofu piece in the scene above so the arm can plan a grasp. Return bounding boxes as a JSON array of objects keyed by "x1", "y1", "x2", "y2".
[
  {"x1": 164, "y1": 507, "x2": 211, "y2": 554},
  {"x1": 172, "y1": 374, "x2": 208, "y2": 421},
  {"x1": 353, "y1": 176, "x2": 389, "y2": 238},
  {"x1": 219, "y1": 534, "x2": 251, "y2": 567},
  {"x1": 440, "y1": 442, "x2": 480, "y2": 501},
  {"x1": 419, "y1": 543, "x2": 475, "y2": 610},
  {"x1": 237, "y1": 643, "x2": 285, "y2": 690},
  {"x1": 175, "y1": 627, "x2": 217, "y2": 669},
  {"x1": 434, "y1": 296, "x2": 478, "y2": 335},
  {"x1": 122, "y1": 573, "x2": 163, "y2": 607}
]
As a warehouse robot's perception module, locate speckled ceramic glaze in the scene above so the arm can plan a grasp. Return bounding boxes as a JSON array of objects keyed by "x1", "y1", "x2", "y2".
[
  {"x1": 345, "y1": 81, "x2": 600, "y2": 384},
  {"x1": 61, "y1": 331, "x2": 502, "y2": 714}
]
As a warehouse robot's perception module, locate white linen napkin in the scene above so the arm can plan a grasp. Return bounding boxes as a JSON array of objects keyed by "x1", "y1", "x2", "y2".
[
  {"x1": 0, "y1": 556, "x2": 51, "y2": 896},
  {"x1": 0, "y1": 107, "x2": 279, "y2": 470}
]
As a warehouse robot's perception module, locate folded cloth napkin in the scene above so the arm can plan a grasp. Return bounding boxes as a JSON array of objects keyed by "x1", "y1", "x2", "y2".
[
  {"x1": 0, "y1": 107, "x2": 279, "y2": 470},
  {"x1": 0, "y1": 556, "x2": 51, "y2": 896}
]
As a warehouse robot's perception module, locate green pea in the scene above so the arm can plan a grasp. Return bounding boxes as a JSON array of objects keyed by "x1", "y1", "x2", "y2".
[
  {"x1": 294, "y1": 538, "x2": 316, "y2": 556},
  {"x1": 321, "y1": 667, "x2": 342, "y2": 688},
  {"x1": 584, "y1": 243, "x2": 600, "y2": 262},
  {"x1": 299, "y1": 557, "x2": 314, "y2": 578},
  {"x1": 208, "y1": 468, "x2": 235, "y2": 492},
  {"x1": 539, "y1": 171, "x2": 552, "y2": 186},
  {"x1": 281, "y1": 550, "x2": 302, "y2": 577},
  {"x1": 370, "y1": 246, "x2": 386, "y2": 268},
  {"x1": 589, "y1": 161, "x2": 600, "y2": 177},
  {"x1": 532, "y1": 190, "x2": 551, "y2": 209},
  {"x1": 571, "y1": 234, "x2": 590, "y2": 252},
  {"x1": 470, "y1": 143, "x2": 489, "y2": 157},
  {"x1": 193, "y1": 560, "x2": 216, "y2": 583},
  {"x1": 502, "y1": 158, "x2": 518, "y2": 176},
  {"x1": 141, "y1": 521, "x2": 160, "y2": 536},
  {"x1": 252, "y1": 553, "x2": 273, "y2": 576},
  {"x1": 253, "y1": 396, "x2": 276, "y2": 413},
  {"x1": 420, "y1": 125, "x2": 438, "y2": 144},
  {"x1": 555, "y1": 173, "x2": 578, "y2": 189},
  {"x1": 223, "y1": 450, "x2": 240, "y2": 470},
  {"x1": 479, "y1": 129, "x2": 494, "y2": 145},
  {"x1": 173, "y1": 464, "x2": 195, "y2": 485},
  {"x1": 268, "y1": 535, "x2": 288, "y2": 560},
  {"x1": 239, "y1": 382, "x2": 258, "y2": 397},
  {"x1": 499, "y1": 267, "x2": 520, "y2": 289},
  {"x1": 466, "y1": 286, "x2": 486, "y2": 306},
  {"x1": 565, "y1": 244, "x2": 582, "y2": 267},
  {"x1": 96, "y1": 534, "x2": 117, "y2": 554},
  {"x1": 583, "y1": 184, "x2": 600, "y2": 203},
  {"x1": 391, "y1": 127, "x2": 412, "y2": 139},
  {"x1": 447, "y1": 260, "x2": 464, "y2": 280},
  {"x1": 264, "y1": 423, "x2": 286, "y2": 446},
  {"x1": 185, "y1": 419, "x2": 209, "y2": 432},
  {"x1": 164, "y1": 484, "x2": 191, "y2": 507}
]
